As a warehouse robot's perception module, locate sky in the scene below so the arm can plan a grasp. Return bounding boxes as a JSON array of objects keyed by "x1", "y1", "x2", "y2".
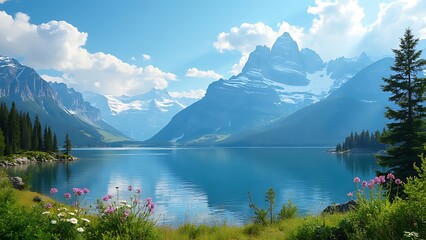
[{"x1": 0, "y1": 0, "x2": 425, "y2": 98}]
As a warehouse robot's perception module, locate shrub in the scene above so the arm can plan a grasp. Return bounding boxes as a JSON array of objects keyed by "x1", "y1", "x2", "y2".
[
  {"x1": 278, "y1": 200, "x2": 298, "y2": 220},
  {"x1": 87, "y1": 185, "x2": 158, "y2": 240}
]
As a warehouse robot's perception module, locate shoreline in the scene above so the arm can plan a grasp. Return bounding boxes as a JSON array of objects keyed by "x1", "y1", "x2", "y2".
[{"x1": 0, "y1": 152, "x2": 78, "y2": 168}]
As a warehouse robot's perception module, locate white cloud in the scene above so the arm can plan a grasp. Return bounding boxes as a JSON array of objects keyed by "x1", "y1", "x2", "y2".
[
  {"x1": 0, "y1": 0, "x2": 8, "y2": 4},
  {"x1": 213, "y1": 21, "x2": 303, "y2": 73},
  {"x1": 142, "y1": 54, "x2": 151, "y2": 61},
  {"x1": 214, "y1": 0, "x2": 426, "y2": 70},
  {"x1": 169, "y1": 89, "x2": 206, "y2": 99},
  {"x1": 0, "y1": 11, "x2": 176, "y2": 96},
  {"x1": 185, "y1": 68, "x2": 223, "y2": 79},
  {"x1": 131, "y1": 56, "x2": 137, "y2": 61}
]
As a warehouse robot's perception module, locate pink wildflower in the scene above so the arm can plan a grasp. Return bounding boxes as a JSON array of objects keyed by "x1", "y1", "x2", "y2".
[
  {"x1": 44, "y1": 202, "x2": 53, "y2": 209},
  {"x1": 83, "y1": 188, "x2": 90, "y2": 194},
  {"x1": 50, "y1": 188, "x2": 58, "y2": 194},
  {"x1": 368, "y1": 180, "x2": 375, "y2": 189},
  {"x1": 347, "y1": 192, "x2": 353, "y2": 197},
  {"x1": 64, "y1": 192, "x2": 72, "y2": 200},
  {"x1": 362, "y1": 180, "x2": 368, "y2": 188},
  {"x1": 128, "y1": 185, "x2": 133, "y2": 191},
  {"x1": 387, "y1": 173, "x2": 395, "y2": 180},
  {"x1": 102, "y1": 195, "x2": 109, "y2": 201},
  {"x1": 136, "y1": 188, "x2": 141, "y2": 194},
  {"x1": 373, "y1": 177, "x2": 381, "y2": 185},
  {"x1": 353, "y1": 177, "x2": 360, "y2": 183},
  {"x1": 108, "y1": 194, "x2": 113, "y2": 199},
  {"x1": 73, "y1": 201, "x2": 79, "y2": 207},
  {"x1": 146, "y1": 198, "x2": 155, "y2": 214},
  {"x1": 104, "y1": 206, "x2": 115, "y2": 214},
  {"x1": 395, "y1": 178, "x2": 402, "y2": 185},
  {"x1": 73, "y1": 188, "x2": 84, "y2": 196}
]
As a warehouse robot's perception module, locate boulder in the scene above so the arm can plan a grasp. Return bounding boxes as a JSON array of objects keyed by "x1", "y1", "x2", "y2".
[
  {"x1": 322, "y1": 200, "x2": 357, "y2": 214},
  {"x1": 33, "y1": 196, "x2": 43, "y2": 202},
  {"x1": 9, "y1": 176, "x2": 25, "y2": 190}
]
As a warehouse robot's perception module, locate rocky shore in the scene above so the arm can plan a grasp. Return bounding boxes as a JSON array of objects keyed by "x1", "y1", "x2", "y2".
[{"x1": 0, "y1": 152, "x2": 78, "y2": 168}]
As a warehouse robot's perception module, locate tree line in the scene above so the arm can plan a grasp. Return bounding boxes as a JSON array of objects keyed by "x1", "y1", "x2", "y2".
[
  {"x1": 0, "y1": 102, "x2": 58, "y2": 156},
  {"x1": 336, "y1": 130, "x2": 386, "y2": 151}
]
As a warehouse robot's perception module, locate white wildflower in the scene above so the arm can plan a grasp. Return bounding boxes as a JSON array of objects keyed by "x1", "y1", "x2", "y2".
[
  {"x1": 51, "y1": 220, "x2": 57, "y2": 224},
  {"x1": 42, "y1": 211, "x2": 51, "y2": 215},
  {"x1": 69, "y1": 218, "x2": 78, "y2": 224},
  {"x1": 77, "y1": 227, "x2": 84, "y2": 233},
  {"x1": 82, "y1": 218, "x2": 91, "y2": 223}
]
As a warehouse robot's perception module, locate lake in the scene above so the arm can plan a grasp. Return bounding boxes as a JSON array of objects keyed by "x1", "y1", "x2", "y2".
[{"x1": 7, "y1": 147, "x2": 384, "y2": 226}]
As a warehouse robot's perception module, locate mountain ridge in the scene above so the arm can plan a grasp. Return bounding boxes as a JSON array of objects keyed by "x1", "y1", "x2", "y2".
[
  {"x1": 146, "y1": 32, "x2": 373, "y2": 146},
  {"x1": 0, "y1": 55, "x2": 129, "y2": 146}
]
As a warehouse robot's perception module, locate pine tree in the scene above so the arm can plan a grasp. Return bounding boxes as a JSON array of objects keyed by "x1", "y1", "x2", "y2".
[
  {"x1": 0, "y1": 129, "x2": 5, "y2": 156},
  {"x1": 6, "y1": 102, "x2": 20, "y2": 154},
  {"x1": 19, "y1": 111, "x2": 31, "y2": 151},
  {"x1": 63, "y1": 133, "x2": 72, "y2": 155},
  {"x1": 377, "y1": 28, "x2": 426, "y2": 180},
  {"x1": 32, "y1": 115, "x2": 42, "y2": 151},
  {"x1": 0, "y1": 103, "x2": 8, "y2": 136},
  {"x1": 53, "y1": 134, "x2": 58, "y2": 152}
]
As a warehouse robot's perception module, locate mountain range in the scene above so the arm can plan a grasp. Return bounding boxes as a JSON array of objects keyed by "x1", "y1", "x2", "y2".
[
  {"x1": 82, "y1": 90, "x2": 197, "y2": 141},
  {"x1": 0, "y1": 56, "x2": 129, "y2": 147},
  {"x1": 146, "y1": 33, "x2": 374, "y2": 146},
  {"x1": 220, "y1": 57, "x2": 394, "y2": 146}
]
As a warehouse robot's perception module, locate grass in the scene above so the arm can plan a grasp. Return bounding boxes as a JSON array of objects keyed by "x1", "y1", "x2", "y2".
[{"x1": 6, "y1": 186, "x2": 350, "y2": 239}]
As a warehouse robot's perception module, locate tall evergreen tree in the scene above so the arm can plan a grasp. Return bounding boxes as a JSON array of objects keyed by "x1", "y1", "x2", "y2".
[
  {"x1": 377, "y1": 28, "x2": 426, "y2": 179},
  {"x1": 0, "y1": 129, "x2": 5, "y2": 156},
  {"x1": 53, "y1": 134, "x2": 58, "y2": 153},
  {"x1": 63, "y1": 133, "x2": 72, "y2": 155},
  {"x1": 32, "y1": 115, "x2": 42, "y2": 151},
  {"x1": 19, "y1": 111, "x2": 31, "y2": 151},
  {"x1": 0, "y1": 103, "x2": 8, "y2": 136},
  {"x1": 6, "y1": 102, "x2": 20, "y2": 154}
]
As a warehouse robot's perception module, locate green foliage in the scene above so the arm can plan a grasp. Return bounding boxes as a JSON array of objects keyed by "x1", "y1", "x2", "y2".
[
  {"x1": 378, "y1": 28, "x2": 426, "y2": 180},
  {"x1": 336, "y1": 129, "x2": 385, "y2": 151},
  {"x1": 0, "y1": 129, "x2": 5, "y2": 157},
  {"x1": 63, "y1": 133, "x2": 72, "y2": 155},
  {"x1": 87, "y1": 188, "x2": 158, "y2": 240},
  {"x1": 266, "y1": 187, "x2": 275, "y2": 224},
  {"x1": 249, "y1": 188, "x2": 298, "y2": 226},
  {"x1": 278, "y1": 200, "x2": 298, "y2": 220},
  {"x1": 0, "y1": 102, "x2": 58, "y2": 156}
]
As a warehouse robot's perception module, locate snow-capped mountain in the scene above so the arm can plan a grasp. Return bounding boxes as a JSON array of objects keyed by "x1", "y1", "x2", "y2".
[
  {"x1": 147, "y1": 32, "x2": 373, "y2": 145},
  {"x1": 83, "y1": 89, "x2": 198, "y2": 140},
  {"x1": 0, "y1": 55, "x2": 129, "y2": 146}
]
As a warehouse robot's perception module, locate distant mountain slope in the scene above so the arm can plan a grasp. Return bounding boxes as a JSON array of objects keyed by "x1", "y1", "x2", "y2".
[
  {"x1": 83, "y1": 89, "x2": 197, "y2": 140},
  {"x1": 146, "y1": 33, "x2": 372, "y2": 146},
  {"x1": 220, "y1": 57, "x2": 394, "y2": 146},
  {"x1": 0, "y1": 55, "x2": 129, "y2": 146}
]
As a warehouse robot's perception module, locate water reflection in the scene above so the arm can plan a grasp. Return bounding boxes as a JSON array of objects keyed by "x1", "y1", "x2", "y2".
[{"x1": 7, "y1": 148, "x2": 383, "y2": 226}]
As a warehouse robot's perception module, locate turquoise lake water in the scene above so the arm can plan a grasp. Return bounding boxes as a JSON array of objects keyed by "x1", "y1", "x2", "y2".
[{"x1": 7, "y1": 147, "x2": 384, "y2": 226}]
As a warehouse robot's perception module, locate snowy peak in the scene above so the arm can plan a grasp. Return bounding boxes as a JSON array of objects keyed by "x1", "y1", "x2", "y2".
[
  {"x1": 0, "y1": 56, "x2": 21, "y2": 69},
  {"x1": 104, "y1": 89, "x2": 191, "y2": 115},
  {"x1": 242, "y1": 45, "x2": 270, "y2": 73}
]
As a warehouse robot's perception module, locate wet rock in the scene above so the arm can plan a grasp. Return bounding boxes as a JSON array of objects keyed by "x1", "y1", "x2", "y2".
[
  {"x1": 33, "y1": 196, "x2": 43, "y2": 202},
  {"x1": 9, "y1": 176, "x2": 25, "y2": 190},
  {"x1": 323, "y1": 200, "x2": 357, "y2": 214}
]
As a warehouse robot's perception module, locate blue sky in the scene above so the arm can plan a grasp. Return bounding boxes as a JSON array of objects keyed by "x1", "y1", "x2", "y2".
[{"x1": 0, "y1": 0, "x2": 425, "y2": 98}]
